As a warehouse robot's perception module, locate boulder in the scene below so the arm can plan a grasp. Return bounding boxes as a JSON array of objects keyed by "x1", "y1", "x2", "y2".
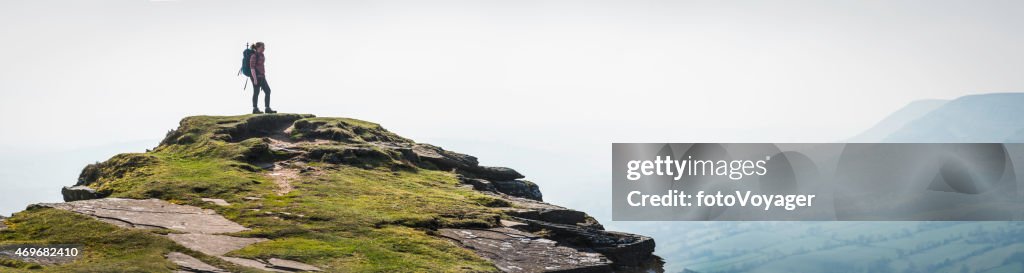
[
  {"x1": 468, "y1": 166, "x2": 524, "y2": 182},
  {"x1": 411, "y1": 144, "x2": 478, "y2": 170},
  {"x1": 370, "y1": 142, "x2": 420, "y2": 162},
  {"x1": 61, "y1": 185, "x2": 107, "y2": 202},
  {"x1": 458, "y1": 176, "x2": 543, "y2": 201},
  {"x1": 492, "y1": 180, "x2": 543, "y2": 201},
  {"x1": 439, "y1": 228, "x2": 612, "y2": 273},
  {"x1": 457, "y1": 176, "x2": 496, "y2": 192},
  {"x1": 409, "y1": 144, "x2": 526, "y2": 180},
  {"x1": 495, "y1": 195, "x2": 605, "y2": 229},
  {"x1": 513, "y1": 218, "x2": 656, "y2": 267},
  {"x1": 507, "y1": 208, "x2": 587, "y2": 226},
  {"x1": 472, "y1": 166, "x2": 525, "y2": 181}
]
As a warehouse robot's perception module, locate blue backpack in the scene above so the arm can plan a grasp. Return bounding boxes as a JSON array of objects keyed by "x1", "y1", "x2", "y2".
[{"x1": 240, "y1": 48, "x2": 256, "y2": 77}]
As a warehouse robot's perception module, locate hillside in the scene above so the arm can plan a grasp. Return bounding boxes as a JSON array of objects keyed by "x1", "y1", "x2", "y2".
[
  {"x1": 848, "y1": 99, "x2": 947, "y2": 142},
  {"x1": 0, "y1": 114, "x2": 659, "y2": 273},
  {"x1": 881, "y1": 93, "x2": 1024, "y2": 142}
]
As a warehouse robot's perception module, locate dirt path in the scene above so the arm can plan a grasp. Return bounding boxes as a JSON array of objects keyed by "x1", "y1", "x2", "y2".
[
  {"x1": 268, "y1": 162, "x2": 299, "y2": 195},
  {"x1": 263, "y1": 138, "x2": 306, "y2": 195}
]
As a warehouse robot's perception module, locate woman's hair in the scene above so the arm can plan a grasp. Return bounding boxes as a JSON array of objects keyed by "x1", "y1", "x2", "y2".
[{"x1": 250, "y1": 42, "x2": 265, "y2": 50}]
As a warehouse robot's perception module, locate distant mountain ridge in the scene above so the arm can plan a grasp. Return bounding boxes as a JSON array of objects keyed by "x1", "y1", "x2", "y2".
[
  {"x1": 849, "y1": 99, "x2": 948, "y2": 142},
  {"x1": 855, "y1": 93, "x2": 1024, "y2": 143}
]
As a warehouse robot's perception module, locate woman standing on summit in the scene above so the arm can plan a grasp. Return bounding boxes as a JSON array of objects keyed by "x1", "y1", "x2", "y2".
[{"x1": 247, "y1": 42, "x2": 276, "y2": 114}]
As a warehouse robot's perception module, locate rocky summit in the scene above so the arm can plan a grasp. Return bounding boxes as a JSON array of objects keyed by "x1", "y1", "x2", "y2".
[{"x1": 0, "y1": 114, "x2": 661, "y2": 273}]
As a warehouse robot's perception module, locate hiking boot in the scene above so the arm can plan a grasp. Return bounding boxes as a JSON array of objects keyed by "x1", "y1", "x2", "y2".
[
  {"x1": 252, "y1": 108, "x2": 263, "y2": 114},
  {"x1": 265, "y1": 108, "x2": 277, "y2": 114}
]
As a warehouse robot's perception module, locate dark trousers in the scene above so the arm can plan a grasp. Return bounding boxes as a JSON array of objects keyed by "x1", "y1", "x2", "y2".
[{"x1": 251, "y1": 75, "x2": 271, "y2": 108}]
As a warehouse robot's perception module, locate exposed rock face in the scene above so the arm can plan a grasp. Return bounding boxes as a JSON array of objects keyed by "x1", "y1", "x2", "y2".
[
  {"x1": 439, "y1": 228, "x2": 612, "y2": 273},
  {"x1": 491, "y1": 180, "x2": 543, "y2": 201},
  {"x1": 411, "y1": 143, "x2": 479, "y2": 169},
  {"x1": 61, "y1": 185, "x2": 107, "y2": 202},
  {"x1": 454, "y1": 173, "x2": 661, "y2": 269},
  {"x1": 458, "y1": 175, "x2": 543, "y2": 201},
  {"x1": 474, "y1": 166, "x2": 526, "y2": 181},
  {"x1": 417, "y1": 146, "x2": 523, "y2": 180},
  {"x1": 459, "y1": 176, "x2": 497, "y2": 192},
  {"x1": 479, "y1": 191, "x2": 602, "y2": 229},
  {"x1": 507, "y1": 208, "x2": 588, "y2": 227},
  {"x1": 445, "y1": 178, "x2": 661, "y2": 271},
  {"x1": 514, "y1": 218, "x2": 656, "y2": 267},
  {"x1": 75, "y1": 153, "x2": 158, "y2": 186}
]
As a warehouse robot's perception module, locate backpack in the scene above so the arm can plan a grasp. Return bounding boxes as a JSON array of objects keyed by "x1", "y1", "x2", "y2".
[{"x1": 240, "y1": 48, "x2": 255, "y2": 77}]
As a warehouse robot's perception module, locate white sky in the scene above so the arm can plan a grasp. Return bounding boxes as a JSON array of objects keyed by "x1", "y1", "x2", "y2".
[
  {"x1": 1, "y1": 1, "x2": 1023, "y2": 216},
  {"x1": 2, "y1": 0, "x2": 1022, "y2": 153}
]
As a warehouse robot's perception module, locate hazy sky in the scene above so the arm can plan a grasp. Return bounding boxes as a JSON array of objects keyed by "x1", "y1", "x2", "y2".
[
  {"x1": 2, "y1": 0, "x2": 1022, "y2": 152},
  {"x1": 1, "y1": 0, "x2": 1023, "y2": 217}
]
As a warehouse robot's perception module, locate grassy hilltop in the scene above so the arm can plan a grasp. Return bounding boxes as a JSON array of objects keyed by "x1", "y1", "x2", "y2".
[{"x1": 1, "y1": 114, "x2": 526, "y2": 272}]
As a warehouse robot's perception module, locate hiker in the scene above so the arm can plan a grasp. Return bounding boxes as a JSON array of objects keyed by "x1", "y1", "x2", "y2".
[{"x1": 243, "y1": 42, "x2": 276, "y2": 114}]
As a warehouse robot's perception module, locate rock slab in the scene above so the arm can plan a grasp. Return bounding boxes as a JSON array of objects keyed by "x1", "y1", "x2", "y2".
[
  {"x1": 514, "y1": 218, "x2": 656, "y2": 267},
  {"x1": 166, "y1": 233, "x2": 267, "y2": 256},
  {"x1": 268, "y1": 258, "x2": 324, "y2": 272},
  {"x1": 36, "y1": 198, "x2": 248, "y2": 234},
  {"x1": 220, "y1": 256, "x2": 287, "y2": 272},
  {"x1": 201, "y1": 198, "x2": 231, "y2": 207},
  {"x1": 439, "y1": 228, "x2": 612, "y2": 273},
  {"x1": 61, "y1": 185, "x2": 107, "y2": 202},
  {"x1": 36, "y1": 198, "x2": 323, "y2": 272},
  {"x1": 166, "y1": 252, "x2": 228, "y2": 273}
]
